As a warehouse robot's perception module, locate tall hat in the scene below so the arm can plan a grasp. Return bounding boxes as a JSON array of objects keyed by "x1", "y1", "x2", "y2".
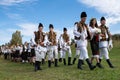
[
  {"x1": 81, "y1": 12, "x2": 87, "y2": 18},
  {"x1": 49, "y1": 24, "x2": 54, "y2": 28},
  {"x1": 38, "y1": 23, "x2": 43, "y2": 28},
  {"x1": 63, "y1": 27, "x2": 67, "y2": 31},
  {"x1": 100, "y1": 16, "x2": 106, "y2": 21}
]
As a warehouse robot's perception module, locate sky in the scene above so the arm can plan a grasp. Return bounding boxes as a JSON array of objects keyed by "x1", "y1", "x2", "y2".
[{"x1": 0, "y1": 0, "x2": 120, "y2": 45}]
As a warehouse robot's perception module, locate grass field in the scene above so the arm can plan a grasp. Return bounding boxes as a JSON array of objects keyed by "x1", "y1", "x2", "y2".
[{"x1": 0, "y1": 40, "x2": 120, "y2": 80}]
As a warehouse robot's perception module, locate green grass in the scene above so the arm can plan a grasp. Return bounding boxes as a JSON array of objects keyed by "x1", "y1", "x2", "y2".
[{"x1": 0, "y1": 40, "x2": 120, "y2": 80}]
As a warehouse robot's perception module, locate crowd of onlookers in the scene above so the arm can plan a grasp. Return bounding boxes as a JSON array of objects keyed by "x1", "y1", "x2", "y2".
[{"x1": 0, "y1": 42, "x2": 36, "y2": 64}]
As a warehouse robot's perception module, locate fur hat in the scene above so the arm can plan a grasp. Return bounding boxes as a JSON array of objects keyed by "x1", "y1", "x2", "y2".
[
  {"x1": 100, "y1": 16, "x2": 106, "y2": 21},
  {"x1": 63, "y1": 27, "x2": 67, "y2": 31},
  {"x1": 38, "y1": 23, "x2": 43, "y2": 28},
  {"x1": 81, "y1": 12, "x2": 87, "y2": 18},
  {"x1": 49, "y1": 24, "x2": 54, "y2": 28}
]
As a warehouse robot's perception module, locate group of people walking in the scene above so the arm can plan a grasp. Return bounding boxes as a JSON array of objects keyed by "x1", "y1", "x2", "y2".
[
  {"x1": 73, "y1": 12, "x2": 114, "y2": 70},
  {"x1": 0, "y1": 11, "x2": 114, "y2": 72}
]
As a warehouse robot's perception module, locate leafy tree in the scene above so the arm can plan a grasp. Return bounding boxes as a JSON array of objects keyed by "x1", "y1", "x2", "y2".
[{"x1": 10, "y1": 30, "x2": 22, "y2": 45}]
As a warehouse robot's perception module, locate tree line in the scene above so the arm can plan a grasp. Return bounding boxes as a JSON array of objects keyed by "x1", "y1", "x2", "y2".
[
  {"x1": 112, "y1": 34, "x2": 120, "y2": 40},
  {"x1": 1, "y1": 30, "x2": 120, "y2": 46}
]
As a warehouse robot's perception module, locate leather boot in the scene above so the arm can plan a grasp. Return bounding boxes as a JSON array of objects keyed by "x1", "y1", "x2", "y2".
[
  {"x1": 63, "y1": 58, "x2": 66, "y2": 65},
  {"x1": 72, "y1": 58, "x2": 76, "y2": 64},
  {"x1": 86, "y1": 59, "x2": 96, "y2": 70},
  {"x1": 77, "y1": 59, "x2": 83, "y2": 70},
  {"x1": 48, "y1": 60, "x2": 51, "y2": 68},
  {"x1": 55, "y1": 59, "x2": 58, "y2": 67},
  {"x1": 106, "y1": 59, "x2": 114, "y2": 68},
  {"x1": 68, "y1": 57, "x2": 72, "y2": 65}
]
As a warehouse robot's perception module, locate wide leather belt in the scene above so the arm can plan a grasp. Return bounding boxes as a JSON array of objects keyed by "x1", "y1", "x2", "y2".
[
  {"x1": 100, "y1": 38, "x2": 108, "y2": 41},
  {"x1": 74, "y1": 36, "x2": 81, "y2": 40}
]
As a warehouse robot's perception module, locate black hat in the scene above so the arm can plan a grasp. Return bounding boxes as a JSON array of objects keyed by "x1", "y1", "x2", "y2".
[
  {"x1": 63, "y1": 27, "x2": 67, "y2": 31},
  {"x1": 49, "y1": 24, "x2": 54, "y2": 28},
  {"x1": 81, "y1": 12, "x2": 87, "y2": 18},
  {"x1": 100, "y1": 17, "x2": 106, "y2": 21},
  {"x1": 38, "y1": 23, "x2": 43, "y2": 28}
]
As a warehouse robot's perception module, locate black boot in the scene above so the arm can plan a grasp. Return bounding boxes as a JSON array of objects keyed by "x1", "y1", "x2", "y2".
[
  {"x1": 42, "y1": 59, "x2": 45, "y2": 64},
  {"x1": 96, "y1": 63, "x2": 103, "y2": 68},
  {"x1": 59, "y1": 58, "x2": 62, "y2": 62},
  {"x1": 81, "y1": 60, "x2": 85, "y2": 65},
  {"x1": 77, "y1": 59, "x2": 83, "y2": 70},
  {"x1": 106, "y1": 59, "x2": 114, "y2": 68},
  {"x1": 34, "y1": 61, "x2": 37, "y2": 72},
  {"x1": 63, "y1": 58, "x2": 66, "y2": 65},
  {"x1": 86, "y1": 59, "x2": 96, "y2": 70},
  {"x1": 55, "y1": 59, "x2": 58, "y2": 67},
  {"x1": 38, "y1": 62, "x2": 42, "y2": 70},
  {"x1": 99, "y1": 58, "x2": 102, "y2": 63},
  {"x1": 48, "y1": 60, "x2": 51, "y2": 68},
  {"x1": 34, "y1": 61, "x2": 42, "y2": 71},
  {"x1": 72, "y1": 58, "x2": 76, "y2": 64},
  {"x1": 68, "y1": 57, "x2": 72, "y2": 65}
]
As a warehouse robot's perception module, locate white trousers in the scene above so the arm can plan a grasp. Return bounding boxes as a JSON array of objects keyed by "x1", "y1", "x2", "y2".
[
  {"x1": 61, "y1": 46, "x2": 72, "y2": 58},
  {"x1": 35, "y1": 51, "x2": 42, "y2": 62},
  {"x1": 59, "y1": 50, "x2": 63, "y2": 58},
  {"x1": 79, "y1": 46, "x2": 89, "y2": 60},
  {"x1": 99, "y1": 48, "x2": 109, "y2": 59},
  {"x1": 40, "y1": 46, "x2": 47, "y2": 59},
  {"x1": 74, "y1": 49, "x2": 80, "y2": 58},
  {"x1": 41, "y1": 51, "x2": 46, "y2": 59},
  {"x1": 76, "y1": 39, "x2": 88, "y2": 60},
  {"x1": 48, "y1": 46, "x2": 58, "y2": 60}
]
